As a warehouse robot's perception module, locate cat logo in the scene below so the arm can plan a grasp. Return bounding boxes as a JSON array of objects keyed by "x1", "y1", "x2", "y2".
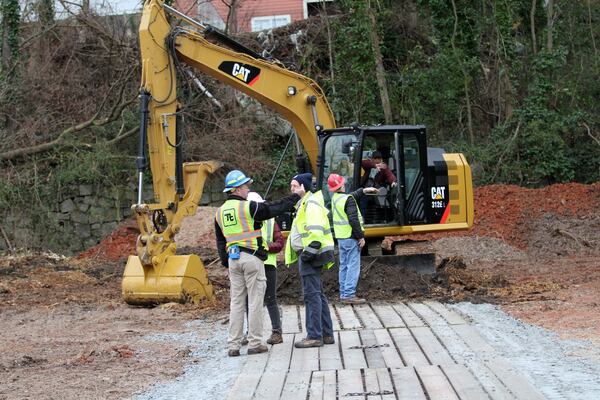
[
  {"x1": 431, "y1": 186, "x2": 446, "y2": 200},
  {"x1": 218, "y1": 61, "x2": 261, "y2": 86}
]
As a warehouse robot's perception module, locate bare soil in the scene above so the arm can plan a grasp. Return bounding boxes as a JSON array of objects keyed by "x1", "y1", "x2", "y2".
[{"x1": 1, "y1": 182, "x2": 600, "y2": 399}]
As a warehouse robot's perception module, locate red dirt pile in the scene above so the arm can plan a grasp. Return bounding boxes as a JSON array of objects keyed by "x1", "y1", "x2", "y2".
[
  {"x1": 77, "y1": 220, "x2": 138, "y2": 262},
  {"x1": 395, "y1": 182, "x2": 600, "y2": 249}
]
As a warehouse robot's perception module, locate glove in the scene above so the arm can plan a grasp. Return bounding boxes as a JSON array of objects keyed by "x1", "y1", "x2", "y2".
[
  {"x1": 300, "y1": 241, "x2": 321, "y2": 263},
  {"x1": 300, "y1": 251, "x2": 315, "y2": 263}
]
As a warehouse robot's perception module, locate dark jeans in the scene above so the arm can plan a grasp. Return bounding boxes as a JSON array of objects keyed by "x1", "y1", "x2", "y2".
[
  {"x1": 245, "y1": 265, "x2": 282, "y2": 333},
  {"x1": 299, "y1": 258, "x2": 333, "y2": 340},
  {"x1": 264, "y1": 265, "x2": 281, "y2": 333}
]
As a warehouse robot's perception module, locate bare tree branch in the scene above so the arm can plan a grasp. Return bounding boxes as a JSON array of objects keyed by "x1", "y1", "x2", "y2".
[{"x1": 583, "y1": 122, "x2": 600, "y2": 147}]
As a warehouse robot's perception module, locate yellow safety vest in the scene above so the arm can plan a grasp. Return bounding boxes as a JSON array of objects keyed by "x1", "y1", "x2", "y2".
[
  {"x1": 262, "y1": 218, "x2": 277, "y2": 267},
  {"x1": 285, "y1": 190, "x2": 335, "y2": 269},
  {"x1": 331, "y1": 192, "x2": 364, "y2": 239},
  {"x1": 216, "y1": 199, "x2": 261, "y2": 251}
]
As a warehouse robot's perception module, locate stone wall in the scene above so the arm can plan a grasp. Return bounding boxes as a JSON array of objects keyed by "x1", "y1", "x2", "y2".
[{"x1": 0, "y1": 173, "x2": 228, "y2": 255}]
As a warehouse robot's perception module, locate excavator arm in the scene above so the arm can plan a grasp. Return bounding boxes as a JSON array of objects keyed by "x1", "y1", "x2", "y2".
[{"x1": 123, "y1": 0, "x2": 336, "y2": 305}]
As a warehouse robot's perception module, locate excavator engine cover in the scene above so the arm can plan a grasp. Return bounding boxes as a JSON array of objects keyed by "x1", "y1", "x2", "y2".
[{"x1": 122, "y1": 254, "x2": 213, "y2": 305}]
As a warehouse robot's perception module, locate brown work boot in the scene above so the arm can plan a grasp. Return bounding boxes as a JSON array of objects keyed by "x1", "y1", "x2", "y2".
[
  {"x1": 267, "y1": 331, "x2": 283, "y2": 345},
  {"x1": 228, "y1": 349, "x2": 240, "y2": 357},
  {"x1": 341, "y1": 296, "x2": 366, "y2": 305},
  {"x1": 247, "y1": 345, "x2": 268, "y2": 355},
  {"x1": 294, "y1": 338, "x2": 323, "y2": 348},
  {"x1": 323, "y1": 336, "x2": 335, "y2": 345}
]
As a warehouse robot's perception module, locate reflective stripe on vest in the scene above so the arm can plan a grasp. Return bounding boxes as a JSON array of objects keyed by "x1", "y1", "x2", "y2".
[
  {"x1": 331, "y1": 192, "x2": 363, "y2": 239},
  {"x1": 261, "y1": 218, "x2": 277, "y2": 267},
  {"x1": 216, "y1": 199, "x2": 261, "y2": 251}
]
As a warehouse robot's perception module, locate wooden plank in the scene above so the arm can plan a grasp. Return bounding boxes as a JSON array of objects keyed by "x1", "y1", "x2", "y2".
[
  {"x1": 441, "y1": 364, "x2": 491, "y2": 400},
  {"x1": 408, "y1": 302, "x2": 446, "y2": 326},
  {"x1": 229, "y1": 348, "x2": 268, "y2": 400},
  {"x1": 424, "y1": 301, "x2": 467, "y2": 325},
  {"x1": 355, "y1": 304, "x2": 384, "y2": 329},
  {"x1": 299, "y1": 305, "x2": 307, "y2": 334},
  {"x1": 318, "y1": 332, "x2": 343, "y2": 371},
  {"x1": 411, "y1": 326, "x2": 455, "y2": 366},
  {"x1": 392, "y1": 303, "x2": 424, "y2": 327},
  {"x1": 289, "y1": 334, "x2": 319, "y2": 372},
  {"x1": 308, "y1": 370, "x2": 324, "y2": 400},
  {"x1": 281, "y1": 305, "x2": 300, "y2": 334},
  {"x1": 309, "y1": 370, "x2": 337, "y2": 400},
  {"x1": 360, "y1": 329, "x2": 386, "y2": 368},
  {"x1": 280, "y1": 370, "x2": 311, "y2": 400},
  {"x1": 339, "y1": 330, "x2": 368, "y2": 369},
  {"x1": 329, "y1": 304, "x2": 341, "y2": 331},
  {"x1": 485, "y1": 358, "x2": 546, "y2": 400},
  {"x1": 365, "y1": 368, "x2": 395, "y2": 400},
  {"x1": 373, "y1": 329, "x2": 404, "y2": 368},
  {"x1": 253, "y1": 371, "x2": 287, "y2": 400},
  {"x1": 371, "y1": 303, "x2": 406, "y2": 328},
  {"x1": 389, "y1": 328, "x2": 429, "y2": 366},
  {"x1": 427, "y1": 323, "x2": 514, "y2": 400},
  {"x1": 264, "y1": 333, "x2": 294, "y2": 373},
  {"x1": 451, "y1": 324, "x2": 496, "y2": 354},
  {"x1": 415, "y1": 365, "x2": 460, "y2": 400},
  {"x1": 338, "y1": 369, "x2": 365, "y2": 399},
  {"x1": 390, "y1": 367, "x2": 426, "y2": 400},
  {"x1": 336, "y1": 304, "x2": 362, "y2": 329},
  {"x1": 226, "y1": 372, "x2": 262, "y2": 400}
]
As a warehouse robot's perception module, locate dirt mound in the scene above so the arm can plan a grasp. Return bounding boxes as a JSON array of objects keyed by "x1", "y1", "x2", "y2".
[
  {"x1": 0, "y1": 252, "x2": 122, "y2": 308},
  {"x1": 78, "y1": 219, "x2": 138, "y2": 262},
  {"x1": 276, "y1": 257, "x2": 511, "y2": 305},
  {"x1": 393, "y1": 182, "x2": 600, "y2": 252}
]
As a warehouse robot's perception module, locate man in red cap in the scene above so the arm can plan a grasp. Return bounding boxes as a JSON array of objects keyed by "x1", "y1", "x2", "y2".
[{"x1": 327, "y1": 174, "x2": 378, "y2": 304}]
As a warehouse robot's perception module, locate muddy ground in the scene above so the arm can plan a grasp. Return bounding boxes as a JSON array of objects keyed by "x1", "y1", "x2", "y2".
[{"x1": 1, "y1": 183, "x2": 600, "y2": 399}]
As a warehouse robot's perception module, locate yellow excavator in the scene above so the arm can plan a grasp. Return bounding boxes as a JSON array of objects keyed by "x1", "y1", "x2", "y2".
[{"x1": 122, "y1": 0, "x2": 473, "y2": 305}]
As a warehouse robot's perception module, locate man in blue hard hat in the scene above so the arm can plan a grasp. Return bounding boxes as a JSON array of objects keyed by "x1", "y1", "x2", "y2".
[{"x1": 215, "y1": 169, "x2": 300, "y2": 357}]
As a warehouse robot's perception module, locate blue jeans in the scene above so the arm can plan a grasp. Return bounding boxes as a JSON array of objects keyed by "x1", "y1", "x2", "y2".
[
  {"x1": 338, "y1": 238, "x2": 361, "y2": 299},
  {"x1": 299, "y1": 259, "x2": 333, "y2": 340}
]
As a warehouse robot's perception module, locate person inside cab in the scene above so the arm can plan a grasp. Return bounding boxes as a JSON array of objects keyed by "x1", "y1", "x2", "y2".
[{"x1": 361, "y1": 150, "x2": 397, "y2": 189}]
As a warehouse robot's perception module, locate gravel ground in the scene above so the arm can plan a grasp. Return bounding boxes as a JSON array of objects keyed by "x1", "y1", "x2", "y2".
[
  {"x1": 133, "y1": 317, "x2": 243, "y2": 400},
  {"x1": 451, "y1": 302, "x2": 600, "y2": 400}
]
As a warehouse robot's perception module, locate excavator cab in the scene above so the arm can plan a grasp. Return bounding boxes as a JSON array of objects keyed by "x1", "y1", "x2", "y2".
[{"x1": 318, "y1": 125, "x2": 472, "y2": 265}]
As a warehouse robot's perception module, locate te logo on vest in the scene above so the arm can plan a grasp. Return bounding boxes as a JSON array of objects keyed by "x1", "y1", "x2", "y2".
[{"x1": 218, "y1": 61, "x2": 261, "y2": 86}]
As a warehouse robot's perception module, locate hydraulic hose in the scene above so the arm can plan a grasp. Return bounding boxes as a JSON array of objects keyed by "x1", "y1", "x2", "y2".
[{"x1": 136, "y1": 89, "x2": 151, "y2": 205}]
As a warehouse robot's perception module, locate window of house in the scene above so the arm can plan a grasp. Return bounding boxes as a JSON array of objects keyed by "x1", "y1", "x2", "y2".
[{"x1": 251, "y1": 15, "x2": 291, "y2": 32}]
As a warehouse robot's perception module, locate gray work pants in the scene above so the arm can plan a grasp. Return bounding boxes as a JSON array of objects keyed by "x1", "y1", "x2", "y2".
[{"x1": 227, "y1": 251, "x2": 267, "y2": 350}]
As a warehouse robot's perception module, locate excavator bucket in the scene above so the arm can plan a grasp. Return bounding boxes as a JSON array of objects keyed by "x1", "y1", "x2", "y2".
[
  {"x1": 122, "y1": 161, "x2": 221, "y2": 306},
  {"x1": 122, "y1": 254, "x2": 213, "y2": 305}
]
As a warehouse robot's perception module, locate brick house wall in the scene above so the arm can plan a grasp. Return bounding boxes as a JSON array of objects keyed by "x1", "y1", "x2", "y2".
[{"x1": 174, "y1": 0, "x2": 305, "y2": 32}]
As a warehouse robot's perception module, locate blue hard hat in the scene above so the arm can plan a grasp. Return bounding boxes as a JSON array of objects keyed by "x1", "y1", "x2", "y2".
[{"x1": 223, "y1": 170, "x2": 253, "y2": 192}]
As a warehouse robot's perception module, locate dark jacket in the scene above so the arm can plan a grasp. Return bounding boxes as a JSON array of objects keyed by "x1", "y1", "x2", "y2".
[
  {"x1": 215, "y1": 193, "x2": 300, "y2": 267},
  {"x1": 345, "y1": 188, "x2": 366, "y2": 240},
  {"x1": 361, "y1": 159, "x2": 397, "y2": 187}
]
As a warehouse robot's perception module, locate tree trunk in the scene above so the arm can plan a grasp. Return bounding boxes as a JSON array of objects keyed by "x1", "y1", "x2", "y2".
[
  {"x1": 546, "y1": 0, "x2": 554, "y2": 51},
  {"x1": 226, "y1": 0, "x2": 239, "y2": 34},
  {"x1": 367, "y1": 0, "x2": 393, "y2": 124},
  {"x1": 530, "y1": 0, "x2": 537, "y2": 55}
]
